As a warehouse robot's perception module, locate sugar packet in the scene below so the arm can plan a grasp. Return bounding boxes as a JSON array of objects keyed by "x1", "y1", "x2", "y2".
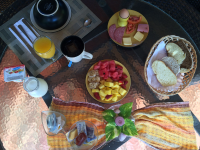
[{"x1": 76, "y1": 121, "x2": 87, "y2": 135}]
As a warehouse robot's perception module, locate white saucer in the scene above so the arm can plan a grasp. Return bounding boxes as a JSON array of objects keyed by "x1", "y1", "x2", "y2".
[{"x1": 30, "y1": 1, "x2": 71, "y2": 33}]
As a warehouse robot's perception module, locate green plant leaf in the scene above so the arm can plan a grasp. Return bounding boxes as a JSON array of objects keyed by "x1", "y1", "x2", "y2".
[
  {"x1": 116, "y1": 126, "x2": 121, "y2": 133},
  {"x1": 105, "y1": 123, "x2": 121, "y2": 141},
  {"x1": 118, "y1": 102, "x2": 133, "y2": 118},
  {"x1": 122, "y1": 118, "x2": 138, "y2": 136},
  {"x1": 102, "y1": 109, "x2": 116, "y2": 123}
]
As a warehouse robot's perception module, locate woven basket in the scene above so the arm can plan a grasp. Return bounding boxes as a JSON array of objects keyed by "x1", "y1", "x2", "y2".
[{"x1": 144, "y1": 35, "x2": 197, "y2": 96}]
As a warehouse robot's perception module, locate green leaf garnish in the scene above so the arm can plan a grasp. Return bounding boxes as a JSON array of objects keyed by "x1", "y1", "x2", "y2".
[
  {"x1": 105, "y1": 122, "x2": 121, "y2": 141},
  {"x1": 102, "y1": 110, "x2": 116, "y2": 123},
  {"x1": 118, "y1": 102, "x2": 133, "y2": 118},
  {"x1": 122, "y1": 118, "x2": 138, "y2": 136}
]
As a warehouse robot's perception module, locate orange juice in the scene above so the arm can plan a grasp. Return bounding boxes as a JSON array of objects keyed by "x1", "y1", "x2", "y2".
[{"x1": 34, "y1": 36, "x2": 55, "y2": 59}]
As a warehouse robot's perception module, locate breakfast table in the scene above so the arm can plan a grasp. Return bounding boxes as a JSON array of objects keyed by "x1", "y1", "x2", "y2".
[{"x1": 0, "y1": 0, "x2": 200, "y2": 150}]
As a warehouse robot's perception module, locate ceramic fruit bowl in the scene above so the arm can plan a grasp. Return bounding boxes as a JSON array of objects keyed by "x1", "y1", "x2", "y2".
[{"x1": 86, "y1": 60, "x2": 131, "y2": 104}]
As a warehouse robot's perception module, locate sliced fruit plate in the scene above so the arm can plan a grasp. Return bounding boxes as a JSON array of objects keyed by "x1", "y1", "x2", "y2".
[{"x1": 86, "y1": 60, "x2": 131, "y2": 104}]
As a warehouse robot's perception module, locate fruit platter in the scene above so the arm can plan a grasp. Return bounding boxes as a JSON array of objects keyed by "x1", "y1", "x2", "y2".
[
  {"x1": 108, "y1": 9, "x2": 149, "y2": 47},
  {"x1": 86, "y1": 60, "x2": 131, "y2": 104}
]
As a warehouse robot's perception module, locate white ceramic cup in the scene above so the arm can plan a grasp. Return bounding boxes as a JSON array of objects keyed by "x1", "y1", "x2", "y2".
[{"x1": 60, "y1": 36, "x2": 93, "y2": 63}]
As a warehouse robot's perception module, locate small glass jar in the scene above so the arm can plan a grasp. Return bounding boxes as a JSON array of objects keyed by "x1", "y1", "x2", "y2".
[{"x1": 23, "y1": 77, "x2": 48, "y2": 97}]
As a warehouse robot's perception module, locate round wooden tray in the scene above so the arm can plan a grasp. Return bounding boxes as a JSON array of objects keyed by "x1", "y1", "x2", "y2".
[
  {"x1": 144, "y1": 35, "x2": 197, "y2": 96},
  {"x1": 107, "y1": 10, "x2": 149, "y2": 47},
  {"x1": 86, "y1": 60, "x2": 131, "y2": 103}
]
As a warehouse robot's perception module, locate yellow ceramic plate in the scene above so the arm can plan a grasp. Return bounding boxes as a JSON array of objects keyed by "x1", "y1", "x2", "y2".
[
  {"x1": 107, "y1": 10, "x2": 149, "y2": 47},
  {"x1": 86, "y1": 60, "x2": 131, "y2": 104}
]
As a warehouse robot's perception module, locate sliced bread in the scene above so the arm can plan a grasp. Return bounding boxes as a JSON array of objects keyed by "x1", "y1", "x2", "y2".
[
  {"x1": 152, "y1": 60, "x2": 177, "y2": 86},
  {"x1": 166, "y1": 43, "x2": 186, "y2": 64},
  {"x1": 175, "y1": 41, "x2": 193, "y2": 73},
  {"x1": 161, "y1": 57, "x2": 180, "y2": 75}
]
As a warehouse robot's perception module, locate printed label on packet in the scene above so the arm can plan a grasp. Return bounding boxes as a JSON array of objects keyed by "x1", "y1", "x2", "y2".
[
  {"x1": 4, "y1": 65, "x2": 26, "y2": 82},
  {"x1": 86, "y1": 126, "x2": 94, "y2": 138},
  {"x1": 76, "y1": 121, "x2": 87, "y2": 135}
]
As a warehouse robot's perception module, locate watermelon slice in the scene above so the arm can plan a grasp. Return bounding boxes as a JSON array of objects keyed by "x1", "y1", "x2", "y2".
[
  {"x1": 105, "y1": 95, "x2": 112, "y2": 99},
  {"x1": 101, "y1": 61, "x2": 109, "y2": 69},
  {"x1": 109, "y1": 64, "x2": 115, "y2": 72},
  {"x1": 124, "y1": 80, "x2": 128, "y2": 85},
  {"x1": 112, "y1": 72, "x2": 118, "y2": 78},
  {"x1": 120, "y1": 84, "x2": 126, "y2": 89},
  {"x1": 122, "y1": 74, "x2": 128, "y2": 79},
  {"x1": 94, "y1": 65, "x2": 100, "y2": 70},
  {"x1": 99, "y1": 68, "x2": 108, "y2": 79},
  {"x1": 97, "y1": 61, "x2": 102, "y2": 66},
  {"x1": 106, "y1": 65, "x2": 110, "y2": 72},
  {"x1": 109, "y1": 60, "x2": 115, "y2": 65},
  {"x1": 116, "y1": 65, "x2": 123, "y2": 70},
  {"x1": 94, "y1": 93, "x2": 100, "y2": 100}
]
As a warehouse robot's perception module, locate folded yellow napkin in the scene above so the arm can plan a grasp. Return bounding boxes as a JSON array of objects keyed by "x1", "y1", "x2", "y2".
[
  {"x1": 47, "y1": 98, "x2": 198, "y2": 150},
  {"x1": 132, "y1": 102, "x2": 198, "y2": 150},
  {"x1": 47, "y1": 98, "x2": 106, "y2": 150}
]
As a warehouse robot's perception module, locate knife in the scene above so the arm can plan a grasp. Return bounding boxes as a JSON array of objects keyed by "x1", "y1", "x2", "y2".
[
  {"x1": 10, "y1": 25, "x2": 45, "y2": 66},
  {"x1": 18, "y1": 25, "x2": 32, "y2": 42},
  {"x1": 22, "y1": 18, "x2": 38, "y2": 38}
]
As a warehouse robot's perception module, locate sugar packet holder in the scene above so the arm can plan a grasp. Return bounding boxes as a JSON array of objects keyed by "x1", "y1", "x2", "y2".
[
  {"x1": 47, "y1": 113, "x2": 65, "y2": 134},
  {"x1": 66, "y1": 121, "x2": 87, "y2": 143},
  {"x1": 4, "y1": 65, "x2": 27, "y2": 82},
  {"x1": 66, "y1": 121, "x2": 96, "y2": 144}
]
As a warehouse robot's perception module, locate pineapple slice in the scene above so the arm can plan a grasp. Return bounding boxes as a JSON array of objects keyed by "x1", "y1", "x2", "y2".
[
  {"x1": 92, "y1": 89, "x2": 99, "y2": 93},
  {"x1": 112, "y1": 96, "x2": 118, "y2": 102},
  {"x1": 104, "y1": 82, "x2": 114, "y2": 87},
  {"x1": 102, "y1": 87, "x2": 107, "y2": 94},
  {"x1": 99, "y1": 90, "x2": 106, "y2": 97},
  {"x1": 100, "y1": 95, "x2": 105, "y2": 101},
  {"x1": 119, "y1": 88, "x2": 127, "y2": 96},
  {"x1": 114, "y1": 93, "x2": 121, "y2": 97},
  {"x1": 99, "y1": 84, "x2": 105, "y2": 89},
  {"x1": 104, "y1": 87, "x2": 112, "y2": 95},
  {"x1": 114, "y1": 82, "x2": 119, "y2": 85},
  {"x1": 112, "y1": 89, "x2": 119, "y2": 94},
  {"x1": 106, "y1": 78, "x2": 113, "y2": 82},
  {"x1": 112, "y1": 82, "x2": 120, "y2": 89},
  {"x1": 100, "y1": 80, "x2": 105, "y2": 84}
]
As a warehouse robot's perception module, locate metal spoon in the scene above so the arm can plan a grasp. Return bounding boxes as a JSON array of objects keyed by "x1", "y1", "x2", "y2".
[{"x1": 73, "y1": 19, "x2": 92, "y2": 35}]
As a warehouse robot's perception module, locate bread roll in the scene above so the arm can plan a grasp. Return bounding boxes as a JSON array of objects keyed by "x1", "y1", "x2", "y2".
[
  {"x1": 166, "y1": 43, "x2": 186, "y2": 65},
  {"x1": 175, "y1": 41, "x2": 193, "y2": 73},
  {"x1": 162, "y1": 57, "x2": 180, "y2": 75},
  {"x1": 152, "y1": 60, "x2": 177, "y2": 86}
]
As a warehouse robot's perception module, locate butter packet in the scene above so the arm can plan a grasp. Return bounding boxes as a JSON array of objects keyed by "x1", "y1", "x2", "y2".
[
  {"x1": 76, "y1": 121, "x2": 87, "y2": 135},
  {"x1": 4, "y1": 65, "x2": 26, "y2": 82}
]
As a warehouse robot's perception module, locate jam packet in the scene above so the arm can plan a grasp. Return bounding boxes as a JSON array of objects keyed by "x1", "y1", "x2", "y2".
[
  {"x1": 4, "y1": 65, "x2": 26, "y2": 82},
  {"x1": 75, "y1": 132, "x2": 87, "y2": 146}
]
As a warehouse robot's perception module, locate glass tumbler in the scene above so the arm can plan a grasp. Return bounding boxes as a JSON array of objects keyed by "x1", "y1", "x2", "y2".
[{"x1": 33, "y1": 36, "x2": 57, "y2": 61}]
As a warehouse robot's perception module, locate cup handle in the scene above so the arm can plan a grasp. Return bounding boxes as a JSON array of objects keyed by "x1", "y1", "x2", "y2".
[{"x1": 82, "y1": 51, "x2": 93, "y2": 60}]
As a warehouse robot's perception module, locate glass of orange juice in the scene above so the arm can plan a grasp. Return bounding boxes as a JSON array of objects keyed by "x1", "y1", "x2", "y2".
[{"x1": 33, "y1": 36, "x2": 56, "y2": 61}]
